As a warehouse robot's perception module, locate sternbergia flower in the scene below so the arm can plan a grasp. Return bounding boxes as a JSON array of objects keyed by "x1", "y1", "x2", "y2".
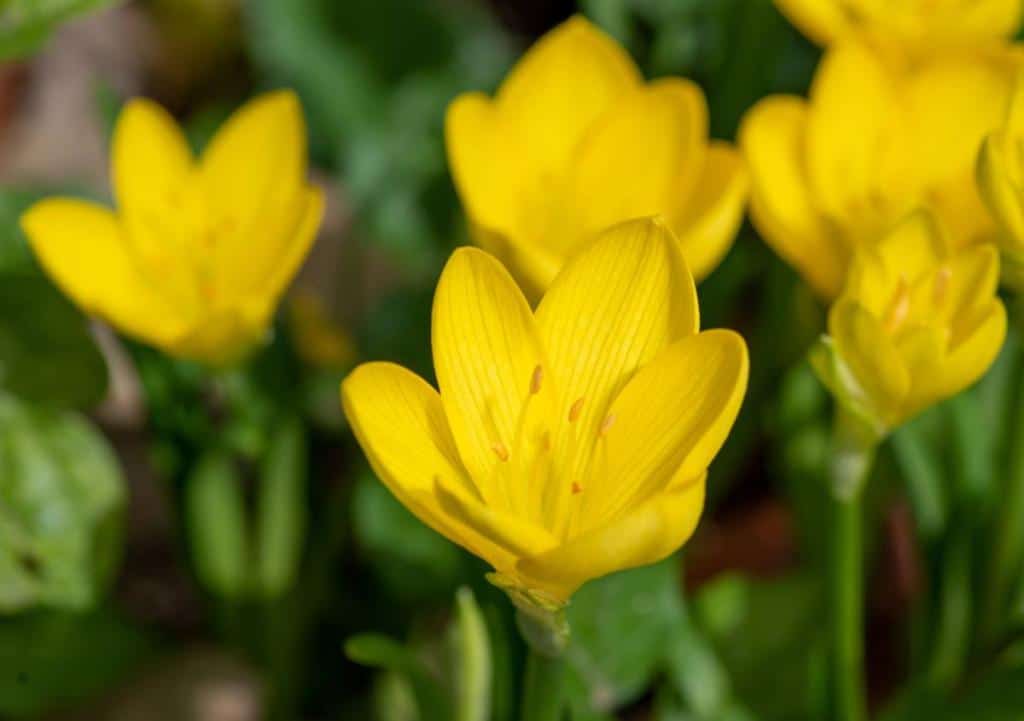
[
  {"x1": 21, "y1": 91, "x2": 323, "y2": 365},
  {"x1": 445, "y1": 17, "x2": 748, "y2": 299},
  {"x1": 977, "y1": 73, "x2": 1024, "y2": 289},
  {"x1": 812, "y1": 212, "x2": 1006, "y2": 438},
  {"x1": 775, "y1": 0, "x2": 1021, "y2": 50},
  {"x1": 341, "y1": 218, "x2": 748, "y2": 627},
  {"x1": 740, "y1": 40, "x2": 1019, "y2": 299}
]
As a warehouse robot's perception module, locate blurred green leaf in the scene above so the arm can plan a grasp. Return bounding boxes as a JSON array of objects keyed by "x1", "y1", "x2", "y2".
[
  {"x1": 351, "y1": 471, "x2": 464, "y2": 602},
  {"x1": 0, "y1": 393, "x2": 123, "y2": 612},
  {"x1": 0, "y1": 191, "x2": 107, "y2": 408},
  {"x1": 0, "y1": 607, "x2": 154, "y2": 717},
  {"x1": 346, "y1": 632, "x2": 452, "y2": 721},
  {"x1": 565, "y1": 558, "x2": 682, "y2": 714},
  {"x1": 451, "y1": 587, "x2": 491, "y2": 721},
  {"x1": 185, "y1": 452, "x2": 248, "y2": 599},
  {"x1": 881, "y1": 660, "x2": 1024, "y2": 721},
  {"x1": 0, "y1": 273, "x2": 108, "y2": 408},
  {"x1": 693, "y1": 573, "x2": 824, "y2": 720},
  {"x1": 0, "y1": 0, "x2": 121, "y2": 59},
  {"x1": 257, "y1": 415, "x2": 308, "y2": 598}
]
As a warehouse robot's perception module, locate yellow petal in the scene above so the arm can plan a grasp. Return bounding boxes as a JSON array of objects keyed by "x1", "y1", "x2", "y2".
[
  {"x1": 905, "y1": 52, "x2": 1016, "y2": 196},
  {"x1": 773, "y1": 0, "x2": 850, "y2": 45},
  {"x1": 805, "y1": 42, "x2": 908, "y2": 230},
  {"x1": 829, "y1": 298, "x2": 910, "y2": 420},
  {"x1": 20, "y1": 198, "x2": 186, "y2": 346},
  {"x1": 496, "y1": 15, "x2": 641, "y2": 178},
  {"x1": 579, "y1": 329, "x2": 748, "y2": 530},
  {"x1": 434, "y1": 474, "x2": 558, "y2": 561},
  {"x1": 978, "y1": 133, "x2": 1024, "y2": 249},
  {"x1": 739, "y1": 95, "x2": 845, "y2": 298},
  {"x1": 168, "y1": 307, "x2": 264, "y2": 366},
  {"x1": 200, "y1": 91, "x2": 311, "y2": 293},
  {"x1": 939, "y1": 300, "x2": 1007, "y2": 399},
  {"x1": 534, "y1": 218, "x2": 697, "y2": 528},
  {"x1": 517, "y1": 475, "x2": 705, "y2": 601},
  {"x1": 896, "y1": 326, "x2": 950, "y2": 422},
  {"x1": 467, "y1": 221, "x2": 562, "y2": 303},
  {"x1": 432, "y1": 247, "x2": 548, "y2": 510},
  {"x1": 673, "y1": 141, "x2": 749, "y2": 281},
  {"x1": 568, "y1": 79, "x2": 708, "y2": 245},
  {"x1": 943, "y1": 244, "x2": 1001, "y2": 340},
  {"x1": 111, "y1": 98, "x2": 194, "y2": 218},
  {"x1": 341, "y1": 362, "x2": 517, "y2": 571},
  {"x1": 446, "y1": 93, "x2": 527, "y2": 237},
  {"x1": 245, "y1": 186, "x2": 325, "y2": 322}
]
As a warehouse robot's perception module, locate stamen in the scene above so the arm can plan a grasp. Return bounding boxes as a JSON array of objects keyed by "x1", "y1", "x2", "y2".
[
  {"x1": 883, "y1": 277, "x2": 910, "y2": 334},
  {"x1": 933, "y1": 266, "x2": 952, "y2": 306},
  {"x1": 491, "y1": 442, "x2": 509, "y2": 462},
  {"x1": 530, "y1": 365, "x2": 543, "y2": 395},
  {"x1": 568, "y1": 397, "x2": 585, "y2": 423},
  {"x1": 599, "y1": 414, "x2": 617, "y2": 436},
  {"x1": 571, "y1": 482, "x2": 583, "y2": 495},
  {"x1": 540, "y1": 431, "x2": 551, "y2": 453}
]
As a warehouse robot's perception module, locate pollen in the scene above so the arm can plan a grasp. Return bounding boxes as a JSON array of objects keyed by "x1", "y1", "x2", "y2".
[
  {"x1": 568, "y1": 397, "x2": 585, "y2": 423},
  {"x1": 491, "y1": 442, "x2": 509, "y2": 462}
]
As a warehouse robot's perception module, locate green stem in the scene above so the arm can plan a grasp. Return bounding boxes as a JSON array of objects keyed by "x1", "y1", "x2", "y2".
[
  {"x1": 520, "y1": 649, "x2": 565, "y2": 721},
  {"x1": 982, "y1": 364, "x2": 1024, "y2": 648},
  {"x1": 828, "y1": 417, "x2": 875, "y2": 721}
]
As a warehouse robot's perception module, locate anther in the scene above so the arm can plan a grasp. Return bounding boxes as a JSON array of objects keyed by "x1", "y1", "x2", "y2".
[
  {"x1": 571, "y1": 482, "x2": 583, "y2": 495},
  {"x1": 530, "y1": 365, "x2": 543, "y2": 395},
  {"x1": 540, "y1": 431, "x2": 552, "y2": 453},
  {"x1": 568, "y1": 397, "x2": 585, "y2": 423},
  {"x1": 599, "y1": 414, "x2": 617, "y2": 436},
  {"x1": 491, "y1": 442, "x2": 509, "y2": 462}
]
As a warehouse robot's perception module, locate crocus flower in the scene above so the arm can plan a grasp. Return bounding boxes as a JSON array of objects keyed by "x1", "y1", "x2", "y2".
[
  {"x1": 445, "y1": 16, "x2": 748, "y2": 299},
  {"x1": 812, "y1": 212, "x2": 1006, "y2": 437},
  {"x1": 21, "y1": 91, "x2": 323, "y2": 365},
  {"x1": 342, "y1": 218, "x2": 748, "y2": 609},
  {"x1": 775, "y1": 0, "x2": 1021, "y2": 51},
  {"x1": 740, "y1": 40, "x2": 1019, "y2": 299},
  {"x1": 978, "y1": 72, "x2": 1024, "y2": 289}
]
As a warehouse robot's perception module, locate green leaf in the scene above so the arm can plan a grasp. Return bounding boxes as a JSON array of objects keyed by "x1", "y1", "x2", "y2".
[
  {"x1": 185, "y1": 452, "x2": 248, "y2": 599},
  {"x1": 565, "y1": 558, "x2": 683, "y2": 714},
  {"x1": 256, "y1": 415, "x2": 308, "y2": 597},
  {"x1": 0, "y1": 273, "x2": 108, "y2": 408},
  {"x1": 0, "y1": 607, "x2": 154, "y2": 717},
  {"x1": 0, "y1": 393, "x2": 123, "y2": 612},
  {"x1": 451, "y1": 587, "x2": 491, "y2": 721},
  {"x1": 0, "y1": 0, "x2": 121, "y2": 60},
  {"x1": 346, "y1": 633, "x2": 451, "y2": 721},
  {"x1": 0, "y1": 190, "x2": 108, "y2": 408}
]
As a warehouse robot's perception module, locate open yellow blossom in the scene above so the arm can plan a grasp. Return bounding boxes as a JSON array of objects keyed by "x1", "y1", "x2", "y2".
[
  {"x1": 445, "y1": 16, "x2": 748, "y2": 299},
  {"x1": 740, "y1": 40, "x2": 1019, "y2": 299},
  {"x1": 812, "y1": 212, "x2": 1006, "y2": 436},
  {"x1": 775, "y1": 0, "x2": 1021, "y2": 51},
  {"x1": 20, "y1": 91, "x2": 324, "y2": 365},
  {"x1": 341, "y1": 218, "x2": 748, "y2": 607},
  {"x1": 978, "y1": 72, "x2": 1024, "y2": 289}
]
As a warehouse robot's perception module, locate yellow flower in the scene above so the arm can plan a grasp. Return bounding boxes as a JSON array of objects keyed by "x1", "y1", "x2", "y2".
[
  {"x1": 775, "y1": 0, "x2": 1021, "y2": 51},
  {"x1": 740, "y1": 40, "x2": 1019, "y2": 299},
  {"x1": 978, "y1": 72, "x2": 1024, "y2": 289},
  {"x1": 445, "y1": 16, "x2": 748, "y2": 299},
  {"x1": 341, "y1": 218, "x2": 748, "y2": 606},
  {"x1": 811, "y1": 212, "x2": 1006, "y2": 436},
  {"x1": 20, "y1": 91, "x2": 324, "y2": 365}
]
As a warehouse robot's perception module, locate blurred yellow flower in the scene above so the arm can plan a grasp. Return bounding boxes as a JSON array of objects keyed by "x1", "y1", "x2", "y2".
[
  {"x1": 812, "y1": 212, "x2": 1006, "y2": 436},
  {"x1": 21, "y1": 91, "x2": 324, "y2": 365},
  {"x1": 978, "y1": 72, "x2": 1024, "y2": 289},
  {"x1": 445, "y1": 16, "x2": 748, "y2": 298},
  {"x1": 775, "y1": 0, "x2": 1021, "y2": 51},
  {"x1": 740, "y1": 40, "x2": 1019, "y2": 299},
  {"x1": 288, "y1": 290, "x2": 356, "y2": 369},
  {"x1": 342, "y1": 218, "x2": 748, "y2": 605}
]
